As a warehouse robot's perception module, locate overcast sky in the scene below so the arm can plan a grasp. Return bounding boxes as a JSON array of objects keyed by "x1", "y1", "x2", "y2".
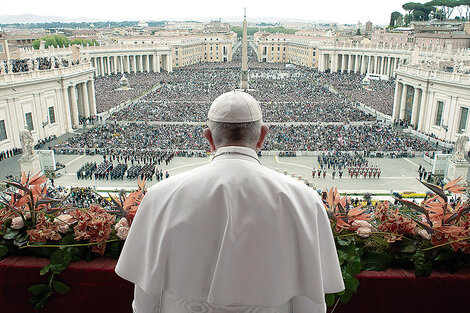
[{"x1": 3, "y1": 0, "x2": 408, "y2": 25}]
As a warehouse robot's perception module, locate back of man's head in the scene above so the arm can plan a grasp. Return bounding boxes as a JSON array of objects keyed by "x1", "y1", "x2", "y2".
[{"x1": 205, "y1": 91, "x2": 267, "y2": 150}]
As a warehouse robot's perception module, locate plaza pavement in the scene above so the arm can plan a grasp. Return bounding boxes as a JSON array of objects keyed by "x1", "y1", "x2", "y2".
[
  {"x1": 38, "y1": 153, "x2": 433, "y2": 195},
  {"x1": 0, "y1": 126, "x2": 436, "y2": 195}
]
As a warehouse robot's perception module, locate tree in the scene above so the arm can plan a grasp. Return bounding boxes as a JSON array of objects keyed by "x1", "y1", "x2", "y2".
[
  {"x1": 32, "y1": 35, "x2": 99, "y2": 49},
  {"x1": 425, "y1": 0, "x2": 459, "y2": 19},
  {"x1": 389, "y1": 11, "x2": 404, "y2": 27}
]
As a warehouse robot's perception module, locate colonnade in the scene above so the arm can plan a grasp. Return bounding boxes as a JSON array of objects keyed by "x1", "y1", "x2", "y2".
[
  {"x1": 90, "y1": 53, "x2": 172, "y2": 76},
  {"x1": 318, "y1": 52, "x2": 402, "y2": 77},
  {"x1": 65, "y1": 80, "x2": 97, "y2": 128},
  {"x1": 393, "y1": 81, "x2": 424, "y2": 129}
]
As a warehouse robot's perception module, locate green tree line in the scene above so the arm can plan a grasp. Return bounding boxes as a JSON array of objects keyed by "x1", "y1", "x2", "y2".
[
  {"x1": 389, "y1": 0, "x2": 470, "y2": 28},
  {"x1": 231, "y1": 26, "x2": 298, "y2": 37},
  {"x1": 32, "y1": 35, "x2": 99, "y2": 49},
  {"x1": 0, "y1": 21, "x2": 166, "y2": 29}
]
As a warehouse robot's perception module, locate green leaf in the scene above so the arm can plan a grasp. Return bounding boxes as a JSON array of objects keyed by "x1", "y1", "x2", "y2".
[
  {"x1": 413, "y1": 249, "x2": 433, "y2": 277},
  {"x1": 27, "y1": 284, "x2": 49, "y2": 296},
  {"x1": 362, "y1": 252, "x2": 392, "y2": 271},
  {"x1": 49, "y1": 263, "x2": 67, "y2": 274},
  {"x1": 346, "y1": 261, "x2": 362, "y2": 276},
  {"x1": 50, "y1": 249, "x2": 64, "y2": 265},
  {"x1": 60, "y1": 233, "x2": 75, "y2": 245},
  {"x1": 325, "y1": 293, "x2": 336, "y2": 307},
  {"x1": 337, "y1": 249, "x2": 347, "y2": 264},
  {"x1": 0, "y1": 245, "x2": 8, "y2": 258},
  {"x1": 3, "y1": 229, "x2": 19, "y2": 240},
  {"x1": 434, "y1": 249, "x2": 456, "y2": 261},
  {"x1": 40, "y1": 265, "x2": 50, "y2": 276},
  {"x1": 33, "y1": 291, "x2": 53, "y2": 310},
  {"x1": 339, "y1": 290, "x2": 353, "y2": 304},
  {"x1": 52, "y1": 281, "x2": 71, "y2": 294},
  {"x1": 336, "y1": 237, "x2": 351, "y2": 246},
  {"x1": 401, "y1": 243, "x2": 417, "y2": 254},
  {"x1": 344, "y1": 275, "x2": 360, "y2": 293}
]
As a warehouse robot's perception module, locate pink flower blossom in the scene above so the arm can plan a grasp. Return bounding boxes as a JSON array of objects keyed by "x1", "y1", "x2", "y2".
[
  {"x1": 116, "y1": 226, "x2": 129, "y2": 240},
  {"x1": 357, "y1": 227, "x2": 372, "y2": 237},
  {"x1": 416, "y1": 227, "x2": 432, "y2": 240},
  {"x1": 352, "y1": 220, "x2": 374, "y2": 229},
  {"x1": 115, "y1": 217, "x2": 129, "y2": 231},
  {"x1": 11, "y1": 216, "x2": 24, "y2": 229},
  {"x1": 54, "y1": 214, "x2": 75, "y2": 234}
]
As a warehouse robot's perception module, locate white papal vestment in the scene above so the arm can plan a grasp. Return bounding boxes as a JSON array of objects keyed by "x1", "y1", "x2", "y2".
[{"x1": 116, "y1": 146, "x2": 344, "y2": 313}]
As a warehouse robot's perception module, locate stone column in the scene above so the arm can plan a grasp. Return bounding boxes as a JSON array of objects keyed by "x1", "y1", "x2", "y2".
[
  {"x1": 354, "y1": 55, "x2": 360, "y2": 73},
  {"x1": 341, "y1": 54, "x2": 347, "y2": 73},
  {"x1": 133, "y1": 55, "x2": 137, "y2": 73},
  {"x1": 100, "y1": 57, "x2": 104, "y2": 76},
  {"x1": 87, "y1": 80, "x2": 97, "y2": 117},
  {"x1": 119, "y1": 56, "x2": 123, "y2": 74},
  {"x1": 411, "y1": 87, "x2": 422, "y2": 128},
  {"x1": 147, "y1": 55, "x2": 151, "y2": 72},
  {"x1": 392, "y1": 82, "x2": 403, "y2": 121},
  {"x1": 167, "y1": 53, "x2": 173, "y2": 72},
  {"x1": 331, "y1": 53, "x2": 338, "y2": 72},
  {"x1": 81, "y1": 82, "x2": 90, "y2": 118},
  {"x1": 126, "y1": 55, "x2": 131, "y2": 73},
  {"x1": 156, "y1": 54, "x2": 161, "y2": 72},
  {"x1": 113, "y1": 56, "x2": 118, "y2": 74},
  {"x1": 374, "y1": 56, "x2": 378, "y2": 74},
  {"x1": 91, "y1": 58, "x2": 96, "y2": 76},
  {"x1": 348, "y1": 54, "x2": 353, "y2": 72},
  {"x1": 367, "y1": 55, "x2": 372, "y2": 74},
  {"x1": 69, "y1": 85, "x2": 79, "y2": 128},
  {"x1": 106, "y1": 57, "x2": 111, "y2": 75},
  {"x1": 61, "y1": 85, "x2": 73, "y2": 131},
  {"x1": 399, "y1": 84, "x2": 408, "y2": 120},
  {"x1": 361, "y1": 55, "x2": 366, "y2": 74}
]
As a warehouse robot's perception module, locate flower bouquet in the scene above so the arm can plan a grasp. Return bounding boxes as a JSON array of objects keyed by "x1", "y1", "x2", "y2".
[
  {"x1": 322, "y1": 178, "x2": 470, "y2": 307},
  {"x1": 0, "y1": 172, "x2": 146, "y2": 309}
]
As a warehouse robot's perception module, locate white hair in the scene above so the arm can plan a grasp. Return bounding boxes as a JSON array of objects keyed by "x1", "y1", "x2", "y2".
[{"x1": 207, "y1": 120, "x2": 263, "y2": 147}]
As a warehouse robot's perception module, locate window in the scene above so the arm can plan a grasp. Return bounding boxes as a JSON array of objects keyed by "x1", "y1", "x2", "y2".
[
  {"x1": 49, "y1": 106, "x2": 56, "y2": 124},
  {"x1": 0, "y1": 120, "x2": 7, "y2": 141},
  {"x1": 459, "y1": 107, "x2": 469, "y2": 133},
  {"x1": 435, "y1": 101, "x2": 444, "y2": 126},
  {"x1": 25, "y1": 112, "x2": 34, "y2": 131}
]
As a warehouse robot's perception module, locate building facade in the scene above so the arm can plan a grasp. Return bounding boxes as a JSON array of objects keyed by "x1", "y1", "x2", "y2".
[
  {"x1": 393, "y1": 65, "x2": 470, "y2": 142},
  {"x1": 0, "y1": 63, "x2": 96, "y2": 151},
  {"x1": 255, "y1": 33, "x2": 330, "y2": 68}
]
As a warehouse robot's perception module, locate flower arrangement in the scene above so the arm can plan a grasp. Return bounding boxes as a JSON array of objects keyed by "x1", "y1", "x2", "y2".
[
  {"x1": 323, "y1": 177, "x2": 470, "y2": 307},
  {"x1": 0, "y1": 173, "x2": 469, "y2": 310},
  {"x1": 0, "y1": 172, "x2": 146, "y2": 309}
]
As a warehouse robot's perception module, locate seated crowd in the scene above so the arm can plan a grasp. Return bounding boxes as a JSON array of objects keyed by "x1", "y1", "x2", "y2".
[{"x1": 53, "y1": 122, "x2": 436, "y2": 154}]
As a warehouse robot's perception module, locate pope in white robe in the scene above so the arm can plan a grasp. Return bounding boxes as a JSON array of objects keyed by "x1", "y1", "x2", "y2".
[{"x1": 116, "y1": 91, "x2": 344, "y2": 313}]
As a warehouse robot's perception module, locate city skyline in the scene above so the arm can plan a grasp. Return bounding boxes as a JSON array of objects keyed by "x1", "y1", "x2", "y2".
[{"x1": 2, "y1": 0, "x2": 409, "y2": 26}]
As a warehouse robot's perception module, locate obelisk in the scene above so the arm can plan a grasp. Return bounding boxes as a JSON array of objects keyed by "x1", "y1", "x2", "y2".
[{"x1": 240, "y1": 7, "x2": 249, "y2": 90}]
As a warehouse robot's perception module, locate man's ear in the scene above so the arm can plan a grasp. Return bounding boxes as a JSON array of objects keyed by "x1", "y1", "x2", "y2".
[
  {"x1": 204, "y1": 128, "x2": 216, "y2": 152},
  {"x1": 256, "y1": 125, "x2": 269, "y2": 150}
]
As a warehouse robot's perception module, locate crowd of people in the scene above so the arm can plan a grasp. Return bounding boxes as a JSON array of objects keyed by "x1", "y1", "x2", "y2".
[
  {"x1": 312, "y1": 152, "x2": 382, "y2": 179},
  {"x1": 46, "y1": 186, "x2": 112, "y2": 209},
  {"x1": 94, "y1": 72, "x2": 164, "y2": 113},
  {"x1": 0, "y1": 148, "x2": 22, "y2": 162},
  {"x1": 320, "y1": 72, "x2": 395, "y2": 116},
  {"x1": 107, "y1": 66, "x2": 374, "y2": 123},
  {"x1": 0, "y1": 57, "x2": 72, "y2": 74},
  {"x1": 53, "y1": 122, "x2": 436, "y2": 155}
]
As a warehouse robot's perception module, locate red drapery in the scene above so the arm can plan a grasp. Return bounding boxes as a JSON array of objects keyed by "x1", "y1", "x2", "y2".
[{"x1": 1, "y1": 256, "x2": 469, "y2": 313}]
